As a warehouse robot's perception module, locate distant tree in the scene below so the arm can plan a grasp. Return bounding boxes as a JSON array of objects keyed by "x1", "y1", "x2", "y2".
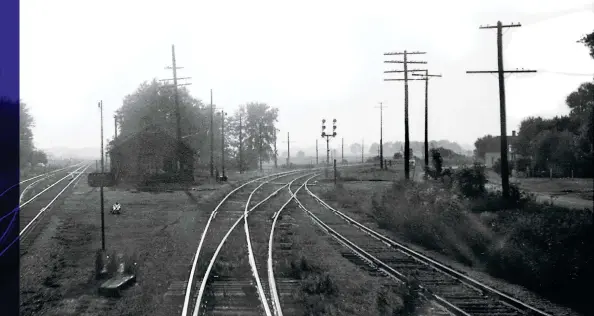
[
  {"x1": 31, "y1": 150, "x2": 48, "y2": 166},
  {"x1": 393, "y1": 152, "x2": 403, "y2": 159},
  {"x1": 368, "y1": 142, "x2": 379, "y2": 155},
  {"x1": 297, "y1": 150, "x2": 305, "y2": 159},
  {"x1": 19, "y1": 101, "x2": 35, "y2": 168},
  {"x1": 227, "y1": 102, "x2": 279, "y2": 170},
  {"x1": 474, "y1": 135, "x2": 497, "y2": 160},
  {"x1": 349, "y1": 143, "x2": 362, "y2": 155},
  {"x1": 431, "y1": 149, "x2": 443, "y2": 175}
]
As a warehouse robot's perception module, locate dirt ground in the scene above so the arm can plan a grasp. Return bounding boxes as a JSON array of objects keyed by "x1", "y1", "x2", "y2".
[{"x1": 18, "y1": 169, "x2": 272, "y2": 316}]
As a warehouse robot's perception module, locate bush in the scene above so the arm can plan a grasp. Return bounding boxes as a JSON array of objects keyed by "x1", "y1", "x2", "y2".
[
  {"x1": 492, "y1": 158, "x2": 513, "y2": 176},
  {"x1": 453, "y1": 163, "x2": 487, "y2": 198}
]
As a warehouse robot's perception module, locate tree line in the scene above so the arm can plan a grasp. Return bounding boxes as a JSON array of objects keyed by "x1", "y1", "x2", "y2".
[
  {"x1": 19, "y1": 101, "x2": 48, "y2": 169},
  {"x1": 474, "y1": 29, "x2": 594, "y2": 178},
  {"x1": 110, "y1": 79, "x2": 279, "y2": 172}
]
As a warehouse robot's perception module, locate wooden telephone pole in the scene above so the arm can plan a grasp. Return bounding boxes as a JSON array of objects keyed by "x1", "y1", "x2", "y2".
[
  {"x1": 160, "y1": 44, "x2": 191, "y2": 173},
  {"x1": 467, "y1": 21, "x2": 536, "y2": 198},
  {"x1": 384, "y1": 51, "x2": 427, "y2": 179},
  {"x1": 283, "y1": 132, "x2": 296, "y2": 166},
  {"x1": 273, "y1": 128, "x2": 278, "y2": 168},
  {"x1": 412, "y1": 70, "x2": 442, "y2": 170},
  {"x1": 316, "y1": 139, "x2": 318, "y2": 166},
  {"x1": 239, "y1": 115, "x2": 243, "y2": 173},
  {"x1": 374, "y1": 102, "x2": 387, "y2": 169}
]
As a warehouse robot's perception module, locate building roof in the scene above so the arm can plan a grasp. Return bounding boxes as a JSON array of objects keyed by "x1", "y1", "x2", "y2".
[
  {"x1": 483, "y1": 135, "x2": 518, "y2": 153},
  {"x1": 109, "y1": 124, "x2": 196, "y2": 155}
]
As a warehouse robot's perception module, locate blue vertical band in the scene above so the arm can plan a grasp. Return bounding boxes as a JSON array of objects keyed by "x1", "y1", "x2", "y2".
[{"x1": 0, "y1": 0, "x2": 20, "y2": 314}]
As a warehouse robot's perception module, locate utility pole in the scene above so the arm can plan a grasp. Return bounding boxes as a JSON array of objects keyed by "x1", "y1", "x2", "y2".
[
  {"x1": 282, "y1": 132, "x2": 296, "y2": 167},
  {"x1": 316, "y1": 139, "x2": 318, "y2": 166},
  {"x1": 467, "y1": 21, "x2": 536, "y2": 198},
  {"x1": 384, "y1": 50, "x2": 427, "y2": 180},
  {"x1": 98, "y1": 101, "x2": 105, "y2": 251},
  {"x1": 272, "y1": 129, "x2": 277, "y2": 168},
  {"x1": 374, "y1": 102, "x2": 387, "y2": 169},
  {"x1": 113, "y1": 115, "x2": 118, "y2": 140},
  {"x1": 411, "y1": 70, "x2": 442, "y2": 170},
  {"x1": 210, "y1": 89, "x2": 214, "y2": 177},
  {"x1": 341, "y1": 138, "x2": 344, "y2": 163},
  {"x1": 160, "y1": 44, "x2": 191, "y2": 173},
  {"x1": 258, "y1": 122, "x2": 263, "y2": 172},
  {"x1": 361, "y1": 139, "x2": 364, "y2": 163},
  {"x1": 239, "y1": 114, "x2": 243, "y2": 173},
  {"x1": 220, "y1": 110, "x2": 227, "y2": 178}
]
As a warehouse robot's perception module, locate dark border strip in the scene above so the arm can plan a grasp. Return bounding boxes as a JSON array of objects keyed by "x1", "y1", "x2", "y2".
[{"x1": 0, "y1": 0, "x2": 21, "y2": 314}]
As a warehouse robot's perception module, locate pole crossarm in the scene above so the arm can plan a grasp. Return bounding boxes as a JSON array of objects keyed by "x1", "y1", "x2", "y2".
[
  {"x1": 384, "y1": 51, "x2": 426, "y2": 55},
  {"x1": 383, "y1": 78, "x2": 426, "y2": 81},
  {"x1": 412, "y1": 72, "x2": 442, "y2": 78},
  {"x1": 479, "y1": 23, "x2": 521, "y2": 29},
  {"x1": 467, "y1": 70, "x2": 537, "y2": 74},
  {"x1": 384, "y1": 60, "x2": 427, "y2": 64},
  {"x1": 384, "y1": 69, "x2": 427, "y2": 73},
  {"x1": 465, "y1": 21, "x2": 536, "y2": 198}
]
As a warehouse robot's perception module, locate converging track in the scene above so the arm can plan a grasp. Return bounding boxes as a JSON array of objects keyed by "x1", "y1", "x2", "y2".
[
  {"x1": 287, "y1": 174, "x2": 553, "y2": 316},
  {"x1": 1, "y1": 163, "x2": 92, "y2": 256},
  {"x1": 181, "y1": 170, "x2": 310, "y2": 316}
]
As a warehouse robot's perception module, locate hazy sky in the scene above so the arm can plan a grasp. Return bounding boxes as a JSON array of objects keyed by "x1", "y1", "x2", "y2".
[{"x1": 21, "y1": 0, "x2": 594, "y2": 153}]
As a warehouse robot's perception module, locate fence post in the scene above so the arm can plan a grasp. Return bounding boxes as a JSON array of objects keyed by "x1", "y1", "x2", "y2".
[{"x1": 333, "y1": 159, "x2": 337, "y2": 185}]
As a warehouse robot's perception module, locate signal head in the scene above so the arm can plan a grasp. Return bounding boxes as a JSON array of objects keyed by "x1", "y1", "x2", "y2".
[
  {"x1": 333, "y1": 132, "x2": 337, "y2": 137},
  {"x1": 333, "y1": 126, "x2": 336, "y2": 130},
  {"x1": 333, "y1": 119, "x2": 337, "y2": 123},
  {"x1": 321, "y1": 132, "x2": 326, "y2": 137},
  {"x1": 322, "y1": 119, "x2": 326, "y2": 123},
  {"x1": 322, "y1": 125, "x2": 326, "y2": 130}
]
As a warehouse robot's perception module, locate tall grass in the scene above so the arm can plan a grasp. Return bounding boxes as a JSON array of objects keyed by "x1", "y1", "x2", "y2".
[{"x1": 371, "y1": 178, "x2": 594, "y2": 315}]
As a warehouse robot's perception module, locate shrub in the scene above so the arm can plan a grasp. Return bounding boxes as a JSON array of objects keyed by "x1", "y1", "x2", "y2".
[
  {"x1": 453, "y1": 163, "x2": 487, "y2": 198},
  {"x1": 492, "y1": 158, "x2": 513, "y2": 176}
]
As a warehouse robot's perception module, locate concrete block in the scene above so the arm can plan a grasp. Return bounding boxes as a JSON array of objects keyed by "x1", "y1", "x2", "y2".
[{"x1": 98, "y1": 274, "x2": 136, "y2": 297}]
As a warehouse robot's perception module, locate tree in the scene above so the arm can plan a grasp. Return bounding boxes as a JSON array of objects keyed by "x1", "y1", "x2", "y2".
[
  {"x1": 474, "y1": 135, "x2": 497, "y2": 160},
  {"x1": 227, "y1": 102, "x2": 279, "y2": 170},
  {"x1": 20, "y1": 101, "x2": 35, "y2": 168},
  {"x1": 113, "y1": 79, "x2": 210, "y2": 164},
  {"x1": 393, "y1": 152, "x2": 403, "y2": 159},
  {"x1": 297, "y1": 150, "x2": 305, "y2": 159},
  {"x1": 578, "y1": 29, "x2": 594, "y2": 59},
  {"x1": 350, "y1": 143, "x2": 361, "y2": 155},
  {"x1": 31, "y1": 150, "x2": 48, "y2": 166},
  {"x1": 368, "y1": 142, "x2": 379, "y2": 155}
]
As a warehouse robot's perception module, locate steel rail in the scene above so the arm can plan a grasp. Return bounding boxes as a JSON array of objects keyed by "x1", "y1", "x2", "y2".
[{"x1": 303, "y1": 177, "x2": 553, "y2": 316}]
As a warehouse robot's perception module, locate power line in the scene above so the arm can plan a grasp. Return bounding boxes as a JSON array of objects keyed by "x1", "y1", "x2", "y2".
[
  {"x1": 411, "y1": 71, "x2": 442, "y2": 170},
  {"x1": 467, "y1": 21, "x2": 537, "y2": 199},
  {"x1": 384, "y1": 50, "x2": 427, "y2": 180},
  {"x1": 159, "y1": 44, "x2": 192, "y2": 173}
]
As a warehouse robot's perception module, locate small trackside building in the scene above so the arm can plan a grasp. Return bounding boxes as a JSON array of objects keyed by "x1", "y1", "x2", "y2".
[{"x1": 108, "y1": 125, "x2": 196, "y2": 185}]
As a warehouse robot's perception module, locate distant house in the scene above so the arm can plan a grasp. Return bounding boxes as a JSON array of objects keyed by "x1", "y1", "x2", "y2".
[
  {"x1": 108, "y1": 125, "x2": 196, "y2": 185},
  {"x1": 483, "y1": 131, "x2": 519, "y2": 168}
]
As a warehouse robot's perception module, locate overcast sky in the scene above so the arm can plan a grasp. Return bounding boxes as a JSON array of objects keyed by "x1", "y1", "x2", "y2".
[{"x1": 21, "y1": 0, "x2": 594, "y2": 153}]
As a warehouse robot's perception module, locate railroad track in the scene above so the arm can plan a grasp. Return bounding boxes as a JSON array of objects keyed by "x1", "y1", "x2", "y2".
[
  {"x1": 181, "y1": 169, "x2": 312, "y2": 316},
  {"x1": 0, "y1": 163, "x2": 91, "y2": 256},
  {"x1": 288, "y1": 174, "x2": 553, "y2": 316},
  {"x1": 178, "y1": 164, "x2": 373, "y2": 316},
  {"x1": 0, "y1": 162, "x2": 84, "y2": 199}
]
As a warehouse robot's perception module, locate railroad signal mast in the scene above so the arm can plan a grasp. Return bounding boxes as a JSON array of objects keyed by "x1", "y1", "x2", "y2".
[{"x1": 321, "y1": 119, "x2": 337, "y2": 166}]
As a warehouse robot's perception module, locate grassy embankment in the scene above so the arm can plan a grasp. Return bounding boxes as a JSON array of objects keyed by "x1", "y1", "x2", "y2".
[{"x1": 320, "y1": 167, "x2": 593, "y2": 315}]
